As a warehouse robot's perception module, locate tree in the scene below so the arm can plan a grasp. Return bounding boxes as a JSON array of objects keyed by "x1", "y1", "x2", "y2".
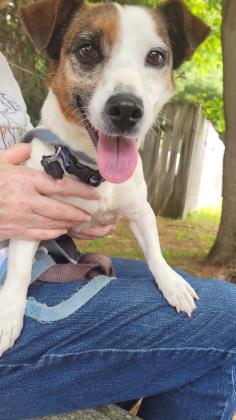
[{"x1": 208, "y1": 0, "x2": 236, "y2": 267}]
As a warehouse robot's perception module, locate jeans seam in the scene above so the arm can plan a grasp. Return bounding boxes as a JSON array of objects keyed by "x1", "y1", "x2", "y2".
[
  {"x1": 0, "y1": 363, "x2": 29, "y2": 368},
  {"x1": 1, "y1": 347, "x2": 235, "y2": 369},
  {"x1": 43, "y1": 346, "x2": 236, "y2": 358}
]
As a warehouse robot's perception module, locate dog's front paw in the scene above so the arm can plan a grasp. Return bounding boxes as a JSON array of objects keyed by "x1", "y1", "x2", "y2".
[
  {"x1": 157, "y1": 270, "x2": 199, "y2": 317},
  {"x1": 0, "y1": 294, "x2": 26, "y2": 357}
]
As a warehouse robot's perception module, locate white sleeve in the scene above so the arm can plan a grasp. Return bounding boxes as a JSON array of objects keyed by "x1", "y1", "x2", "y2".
[{"x1": 0, "y1": 52, "x2": 33, "y2": 150}]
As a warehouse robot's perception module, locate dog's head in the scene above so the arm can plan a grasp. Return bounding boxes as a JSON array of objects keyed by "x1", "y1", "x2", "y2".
[{"x1": 20, "y1": 0, "x2": 210, "y2": 183}]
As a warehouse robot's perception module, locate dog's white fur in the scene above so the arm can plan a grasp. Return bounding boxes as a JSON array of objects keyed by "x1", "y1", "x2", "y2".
[
  {"x1": 89, "y1": 5, "x2": 172, "y2": 139},
  {"x1": 0, "y1": 4, "x2": 198, "y2": 356}
]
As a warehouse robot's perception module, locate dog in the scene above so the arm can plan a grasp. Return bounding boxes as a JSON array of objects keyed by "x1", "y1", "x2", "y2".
[{"x1": 0, "y1": 0, "x2": 210, "y2": 356}]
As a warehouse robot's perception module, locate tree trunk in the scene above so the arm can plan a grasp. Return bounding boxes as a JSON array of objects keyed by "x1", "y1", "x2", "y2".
[{"x1": 208, "y1": 0, "x2": 236, "y2": 266}]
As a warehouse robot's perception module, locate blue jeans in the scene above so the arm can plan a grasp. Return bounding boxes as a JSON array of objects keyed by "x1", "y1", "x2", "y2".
[{"x1": 0, "y1": 258, "x2": 235, "y2": 420}]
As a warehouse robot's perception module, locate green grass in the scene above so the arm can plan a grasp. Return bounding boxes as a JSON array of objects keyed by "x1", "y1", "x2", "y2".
[
  {"x1": 77, "y1": 207, "x2": 221, "y2": 277},
  {"x1": 187, "y1": 207, "x2": 221, "y2": 225}
]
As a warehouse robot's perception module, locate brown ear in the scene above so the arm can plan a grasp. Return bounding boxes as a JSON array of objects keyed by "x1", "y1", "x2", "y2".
[
  {"x1": 159, "y1": 0, "x2": 210, "y2": 69},
  {"x1": 19, "y1": 0, "x2": 83, "y2": 59}
]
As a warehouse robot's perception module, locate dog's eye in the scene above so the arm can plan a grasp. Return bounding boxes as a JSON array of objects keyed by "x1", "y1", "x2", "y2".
[
  {"x1": 146, "y1": 49, "x2": 167, "y2": 67},
  {"x1": 78, "y1": 44, "x2": 99, "y2": 62}
]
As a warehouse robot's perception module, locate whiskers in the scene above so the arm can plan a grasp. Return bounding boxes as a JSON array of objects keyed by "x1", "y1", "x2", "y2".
[
  {"x1": 151, "y1": 120, "x2": 161, "y2": 136},
  {"x1": 148, "y1": 112, "x2": 169, "y2": 139},
  {"x1": 63, "y1": 102, "x2": 91, "y2": 130},
  {"x1": 158, "y1": 110, "x2": 170, "y2": 126},
  {"x1": 64, "y1": 106, "x2": 86, "y2": 124}
]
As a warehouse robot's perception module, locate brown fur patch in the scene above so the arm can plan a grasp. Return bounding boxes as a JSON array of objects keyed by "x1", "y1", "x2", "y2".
[
  {"x1": 84, "y1": 3, "x2": 119, "y2": 50},
  {"x1": 149, "y1": 7, "x2": 172, "y2": 51},
  {"x1": 158, "y1": 0, "x2": 210, "y2": 69},
  {"x1": 148, "y1": 8, "x2": 175, "y2": 88},
  {"x1": 50, "y1": 2, "x2": 119, "y2": 126},
  {"x1": 19, "y1": 0, "x2": 83, "y2": 56}
]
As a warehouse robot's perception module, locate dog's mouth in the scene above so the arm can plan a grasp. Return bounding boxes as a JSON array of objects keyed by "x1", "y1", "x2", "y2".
[
  {"x1": 97, "y1": 131, "x2": 138, "y2": 184},
  {"x1": 88, "y1": 125, "x2": 138, "y2": 184},
  {"x1": 76, "y1": 96, "x2": 138, "y2": 184}
]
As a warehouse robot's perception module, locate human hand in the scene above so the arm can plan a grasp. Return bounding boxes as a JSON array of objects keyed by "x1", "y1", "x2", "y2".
[
  {"x1": 0, "y1": 144, "x2": 98, "y2": 241},
  {"x1": 69, "y1": 217, "x2": 119, "y2": 240}
]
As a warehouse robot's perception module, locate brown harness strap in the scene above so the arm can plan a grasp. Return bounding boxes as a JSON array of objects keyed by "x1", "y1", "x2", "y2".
[{"x1": 38, "y1": 252, "x2": 114, "y2": 283}]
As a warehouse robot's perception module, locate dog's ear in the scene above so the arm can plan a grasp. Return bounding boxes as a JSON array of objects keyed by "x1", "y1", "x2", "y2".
[
  {"x1": 159, "y1": 0, "x2": 210, "y2": 69},
  {"x1": 19, "y1": 0, "x2": 83, "y2": 59}
]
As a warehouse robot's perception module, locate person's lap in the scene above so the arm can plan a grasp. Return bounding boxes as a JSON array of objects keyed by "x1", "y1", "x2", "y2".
[{"x1": 0, "y1": 258, "x2": 236, "y2": 420}]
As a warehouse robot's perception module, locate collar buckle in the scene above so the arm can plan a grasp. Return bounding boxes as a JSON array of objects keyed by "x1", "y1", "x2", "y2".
[
  {"x1": 41, "y1": 146, "x2": 64, "y2": 179},
  {"x1": 41, "y1": 145, "x2": 104, "y2": 187}
]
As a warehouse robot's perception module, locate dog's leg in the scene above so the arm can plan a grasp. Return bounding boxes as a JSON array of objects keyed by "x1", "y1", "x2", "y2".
[
  {"x1": 0, "y1": 239, "x2": 39, "y2": 356},
  {"x1": 129, "y1": 202, "x2": 198, "y2": 316}
]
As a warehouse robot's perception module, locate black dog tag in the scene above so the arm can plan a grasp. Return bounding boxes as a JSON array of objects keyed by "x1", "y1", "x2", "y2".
[{"x1": 41, "y1": 156, "x2": 64, "y2": 179}]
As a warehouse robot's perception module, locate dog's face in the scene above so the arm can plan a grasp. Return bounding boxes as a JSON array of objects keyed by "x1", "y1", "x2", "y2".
[{"x1": 20, "y1": 0, "x2": 210, "y2": 183}]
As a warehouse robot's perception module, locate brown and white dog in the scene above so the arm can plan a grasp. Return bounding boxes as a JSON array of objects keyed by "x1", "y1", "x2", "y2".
[{"x1": 0, "y1": 0, "x2": 210, "y2": 356}]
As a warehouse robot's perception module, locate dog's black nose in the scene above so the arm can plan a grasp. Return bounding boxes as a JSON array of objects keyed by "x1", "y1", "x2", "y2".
[{"x1": 105, "y1": 94, "x2": 144, "y2": 131}]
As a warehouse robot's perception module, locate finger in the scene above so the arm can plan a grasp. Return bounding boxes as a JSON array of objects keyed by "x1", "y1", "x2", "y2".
[
  {"x1": 70, "y1": 233, "x2": 96, "y2": 240},
  {"x1": 98, "y1": 217, "x2": 119, "y2": 227},
  {"x1": 34, "y1": 174, "x2": 99, "y2": 200},
  {"x1": 17, "y1": 228, "x2": 68, "y2": 241},
  {"x1": 0, "y1": 144, "x2": 31, "y2": 164},
  {"x1": 32, "y1": 195, "x2": 92, "y2": 223},
  {"x1": 70, "y1": 224, "x2": 114, "y2": 239},
  {"x1": 80, "y1": 225, "x2": 115, "y2": 236},
  {"x1": 30, "y1": 214, "x2": 75, "y2": 230},
  {"x1": 69, "y1": 232, "x2": 93, "y2": 240},
  {"x1": 0, "y1": 217, "x2": 74, "y2": 235}
]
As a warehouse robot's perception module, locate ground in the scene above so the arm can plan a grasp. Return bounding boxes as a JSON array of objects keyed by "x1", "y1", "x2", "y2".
[{"x1": 77, "y1": 207, "x2": 235, "y2": 281}]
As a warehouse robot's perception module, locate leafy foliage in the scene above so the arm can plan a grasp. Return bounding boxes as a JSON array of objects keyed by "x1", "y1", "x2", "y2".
[
  {"x1": 0, "y1": 1, "x2": 48, "y2": 125},
  {"x1": 175, "y1": 0, "x2": 224, "y2": 132},
  {"x1": 0, "y1": 0, "x2": 223, "y2": 131}
]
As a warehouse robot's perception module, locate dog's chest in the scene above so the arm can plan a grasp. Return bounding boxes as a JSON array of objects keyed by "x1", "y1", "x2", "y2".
[{"x1": 60, "y1": 182, "x2": 119, "y2": 221}]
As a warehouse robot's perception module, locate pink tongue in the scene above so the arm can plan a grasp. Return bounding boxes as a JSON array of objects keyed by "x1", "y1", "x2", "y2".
[{"x1": 97, "y1": 132, "x2": 138, "y2": 183}]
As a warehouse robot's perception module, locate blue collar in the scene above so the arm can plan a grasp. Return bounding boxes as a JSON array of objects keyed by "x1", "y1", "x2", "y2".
[{"x1": 22, "y1": 128, "x2": 104, "y2": 187}]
